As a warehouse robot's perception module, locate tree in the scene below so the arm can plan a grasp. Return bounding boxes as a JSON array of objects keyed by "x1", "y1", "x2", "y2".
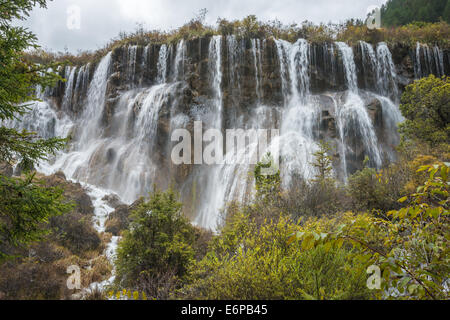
[
  {"x1": 240, "y1": 15, "x2": 260, "y2": 38},
  {"x1": 312, "y1": 141, "x2": 334, "y2": 184},
  {"x1": 381, "y1": 0, "x2": 450, "y2": 26},
  {"x1": 0, "y1": 0, "x2": 69, "y2": 261},
  {"x1": 114, "y1": 189, "x2": 196, "y2": 299},
  {"x1": 445, "y1": 2, "x2": 450, "y2": 23},
  {"x1": 399, "y1": 75, "x2": 449, "y2": 147},
  {"x1": 254, "y1": 153, "x2": 281, "y2": 201}
]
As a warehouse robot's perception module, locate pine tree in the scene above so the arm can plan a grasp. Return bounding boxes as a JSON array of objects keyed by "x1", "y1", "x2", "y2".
[
  {"x1": 312, "y1": 141, "x2": 334, "y2": 184},
  {"x1": 254, "y1": 153, "x2": 281, "y2": 200},
  {"x1": 444, "y1": 1, "x2": 450, "y2": 23},
  {"x1": 381, "y1": 0, "x2": 450, "y2": 26},
  {"x1": 0, "y1": 0, "x2": 71, "y2": 261}
]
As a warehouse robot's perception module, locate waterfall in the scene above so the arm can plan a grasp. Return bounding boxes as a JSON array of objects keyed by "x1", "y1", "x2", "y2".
[
  {"x1": 257, "y1": 40, "x2": 263, "y2": 97},
  {"x1": 336, "y1": 42, "x2": 358, "y2": 92},
  {"x1": 173, "y1": 40, "x2": 186, "y2": 81},
  {"x1": 415, "y1": 42, "x2": 422, "y2": 78},
  {"x1": 227, "y1": 35, "x2": 243, "y2": 100},
  {"x1": 360, "y1": 41, "x2": 378, "y2": 89},
  {"x1": 376, "y1": 42, "x2": 398, "y2": 99},
  {"x1": 40, "y1": 52, "x2": 112, "y2": 185},
  {"x1": 375, "y1": 94, "x2": 404, "y2": 161},
  {"x1": 127, "y1": 45, "x2": 138, "y2": 85},
  {"x1": 73, "y1": 64, "x2": 90, "y2": 104},
  {"x1": 62, "y1": 66, "x2": 77, "y2": 111},
  {"x1": 414, "y1": 42, "x2": 445, "y2": 79},
  {"x1": 79, "y1": 52, "x2": 112, "y2": 143},
  {"x1": 275, "y1": 39, "x2": 321, "y2": 184},
  {"x1": 9, "y1": 37, "x2": 422, "y2": 295},
  {"x1": 157, "y1": 44, "x2": 168, "y2": 83},
  {"x1": 434, "y1": 46, "x2": 445, "y2": 77},
  {"x1": 208, "y1": 36, "x2": 223, "y2": 119},
  {"x1": 142, "y1": 45, "x2": 149, "y2": 68},
  {"x1": 4, "y1": 96, "x2": 72, "y2": 142},
  {"x1": 336, "y1": 42, "x2": 382, "y2": 168},
  {"x1": 251, "y1": 39, "x2": 263, "y2": 102},
  {"x1": 194, "y1": 35, "x2": 224, "y2": 230}
]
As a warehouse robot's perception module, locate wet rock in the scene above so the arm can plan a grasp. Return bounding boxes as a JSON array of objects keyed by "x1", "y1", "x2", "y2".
[
  {"x1": 102, "y1": 194, "x2": 123, "y2": 209},
  {"x1": 105, "y1": 198, "x2": 143, "y2": 236},
  {"x1": 366, "y1": 98, "x2": 383, "y2": 128}
]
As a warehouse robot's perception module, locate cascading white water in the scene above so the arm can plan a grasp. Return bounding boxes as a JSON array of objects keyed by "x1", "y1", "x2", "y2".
[
  {"x1": 336, "y1": 42, "x2": 382, "y2": 168},
  {"x1": 127, "y1": 45, "x2": 138, "y2": 85},
  {"x1": 194, "y1": 35, "x2": 225, "y2": 230},
  {"x1": 360, "y1": 41, "x2": 378, "y2": 89},
  {"x1": 376, "y1": 42, "x2": 398, "y2": 99},
  {"x1": 173, "y1": 40, "x2": 186, "y2": 81},
  {"x1": 157, "y1": 44, "x2": 168, "y2": 84},
  {"x1": 275, "y1": 39, "x2": 321, "y2": 185},
  {"x1": 142, "y1": 45, "x2": 149, "y2": 69},
  {"x1": 251, "y1": 39, "x2": 263, "y2": 102},
  {"x1": 227, "y1": 35, "x2": 242, "y2": 94},
  {"x1": 415, "y1": 42, "x2": 445, "y2": 79},
  {"x1": 62, "y1": 66, "x2": 77, "y2": 111},
  {"x1": 4, "y1": 85, "x2": 73, "y2": 142},
  {"x1": 46, "y1": 52, "x2": 112, "y2": 183},
  {"x1": 434, "y1": 46, "x2": 445, "y2": 77},
  {"x1": 337, "y1": 42, "x2": 358, "y2": 91},
  {"x1": 415, "y1": 42, "x2": 423, "y2": 78},
  {"x1": 73, "y1": 63, "x2": 90, "y2": 102},
  {"x1": 209, "y1": 35, "x2": 223, "y2": 115}
]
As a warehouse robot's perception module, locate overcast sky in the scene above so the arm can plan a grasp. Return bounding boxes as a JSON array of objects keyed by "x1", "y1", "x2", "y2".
[{"x1": 19, "y1": 0, "x2": 388, "y2": 53}]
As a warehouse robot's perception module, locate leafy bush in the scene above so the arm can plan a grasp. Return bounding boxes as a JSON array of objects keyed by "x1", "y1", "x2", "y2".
[
  {"x1": 399, "y1": 75, "x2": 450, "y2": 147},
  {"x1": 347, "y1": 160, "x2": 402, "y2": 213},
  {"x1": 182, "y1": 211, "x2": 374, "y2": 300},
  {"x1": 291, "y1": 163, "x2": 450, "y2": 300}
]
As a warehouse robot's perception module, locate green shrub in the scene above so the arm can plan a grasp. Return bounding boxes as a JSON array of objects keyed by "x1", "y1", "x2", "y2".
[
  {"x1": 292, "y1": 163, "x2": 450, "y2": 300},
  {"x1": 114, "y1": 188, "x2": 196, "y2": 298},
  {"x1": 399, "y1": 75, "x2": 450, "y2": 147},
  {"x1": 182, "y1": 212, "x2": 374, "y2": 300}
]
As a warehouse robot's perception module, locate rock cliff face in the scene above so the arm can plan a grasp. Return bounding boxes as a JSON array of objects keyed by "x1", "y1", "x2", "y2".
[{"x1": 9, "y1": 37, "x2": 449, "y2": 230}]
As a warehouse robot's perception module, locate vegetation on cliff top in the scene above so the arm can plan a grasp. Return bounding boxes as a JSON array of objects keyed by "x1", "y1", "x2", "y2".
[{"x1": 24, "y1": 10, "x2": 450, "y2": 67}]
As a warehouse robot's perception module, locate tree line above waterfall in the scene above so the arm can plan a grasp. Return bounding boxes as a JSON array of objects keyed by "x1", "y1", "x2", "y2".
[{"x1": 24, "y1": 8, "x2": 450, "y2": 67}]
